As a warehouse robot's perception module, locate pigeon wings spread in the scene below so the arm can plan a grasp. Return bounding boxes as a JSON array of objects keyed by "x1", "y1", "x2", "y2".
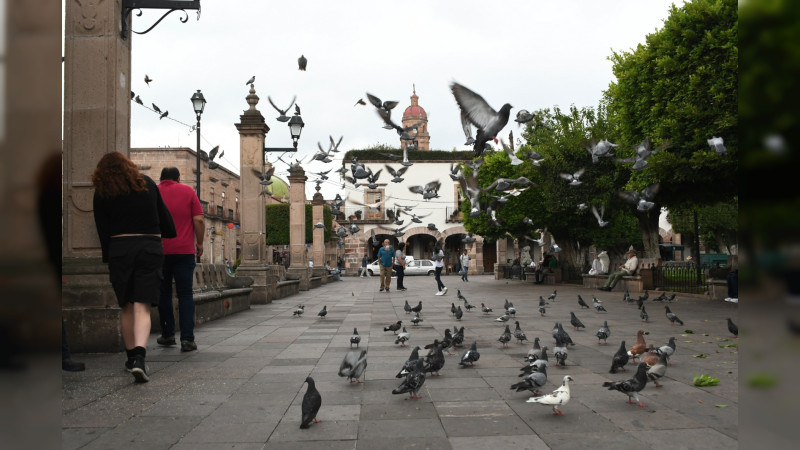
[
  {"x1": 527, "y1": 375, "x2": 573, "y2": 415},
  {"x1": 450, "y1": 82, "x2": 512, "y2": 156},
  {"x1": 338, "y1": 350, "x2": 367, "y2": 383}
]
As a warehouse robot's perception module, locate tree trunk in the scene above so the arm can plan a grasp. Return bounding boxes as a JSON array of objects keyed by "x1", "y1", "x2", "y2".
[
  {"x1": 552, "y1": 234, "x2": 588, "y2": 277},
  {"x1": 637, "y1": 208, "x2": 661, "y2": 259}
]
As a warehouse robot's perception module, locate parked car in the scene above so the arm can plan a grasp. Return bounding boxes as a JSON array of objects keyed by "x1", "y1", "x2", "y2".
[{"x1": 366, "y1": 258, "x2": 435, "y2": 276}]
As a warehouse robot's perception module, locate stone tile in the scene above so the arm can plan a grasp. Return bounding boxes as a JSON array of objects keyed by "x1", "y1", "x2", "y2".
[
  {"x1": 264, "y1": 441, "x2": 356, "y2": 450},
  {"x1": 358, "y1": 418, "x2": 447, "y2": 439},
  {"x1": 360, "y1": 401, "x2": 439, "y2": 420},
  {"x1": 356, "y1": 437, "x2": 452, "y2": 450},
  {"x1": 61, "y1": 427, "x2": 110, "y2": 450},
  {"x1": 139, "y1": 394, "x2": 230, "y2": 417},
  {"x1": 172, "y1": 444, "x2": 265, "y2": 450},
  {"x1": 268, "y1": 419, "x2": 358, "y2": 442},
  {"x1": 435, "y1": 400, "x2": 516, "y2": 417},
  {"x1": 179, "y1": 420, "x2": 278, "y2": 443},
  {"x1": 427, "y1": 387, "x2": 503, "y2": 402},
  {"x1": 440, "y1": 416, "x2": 534, "y2": 437},
  {"x1": 635, "y1": 428, "x2": 738, "y2": 449},
  {"x1": 449, "y1": 434, "x2": 550, "y2": 450},
  {"x1": 538, "y1": 431, "x2": 648, "y2": 449},
  {"x1": 81, "y1": 416, "x2": 204, "y2": 449},
  {"x1": 600, "y1": 408, "x2": 700, "y2": 431}
]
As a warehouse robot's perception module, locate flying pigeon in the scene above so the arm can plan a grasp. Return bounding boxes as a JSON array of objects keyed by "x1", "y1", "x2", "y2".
[
  {"x1": 350, "y1": 328, "x2": 361, "y2": 347},
  {"x1": 610, "y1": 340, "x2": 630, "y2": 373},
  {"x1": 591, "y1": 205, "x2": 609, "y2": 227},
  {"x1": 450, "y1": 82, "x2": 512, "y2": 157},
  {"x1": 515, "y1": 109, "x2": 536, "y2": 125},
  {"x1": 596, "y1": 320, "x2": 611, "y2": 344},
  {"x1": 459, "y1": 341, "x2": 480, "y2": 366},
  {"x1": 396, "y1": 346, "x2": 421, "y2": 378},
  {"x1": 459, "y1": 110, "x2": 476, "y2": 146},
  {"x1": 384, "y1": 320, "x2": 402, "y2": 334},
  {"x1": 300, "y1": 377, "x2": 322, "y2": 428},
  {"x1": 727, "y1": 318, "x2": 738, "y2": 338},
  {"x1": 707, "y1": 136, "x2": 727, "y2": 154},
  {"x1": 527, "y1": 375, "x2": 573, "y2": 415},
  {"x1": 559, "y1": 168, "x2": 585, "y2": 186},
  {"x1": 395, "y1": 327, "x2": 411, "y2": 347},
  {"x1": 338, "y1": 349, "x2": 367, "y2": 383},
  {"x1": 616, "y1": 137, "x2": 661, "y2": 171},
  {"x1": 385, "y1": 165, "x2": 409, "y2": 183},
  {"x1": 619, "y1": 183, "x2": 660, "y2": 212},
  {"x1": 298, "y1": 54, "x2": 307, "y2": 71},
  {"x1": 586, "y1": 138, "x2": 618, "y2": 163},
  {"x1": 577, "y1": 295, "x2": 590, "y2": 309},
  {"x1": 569, "y1": 312, "x2": 585, "y2": 330},
  {"x1": 513, "y1": 321, "x2": 528, "y2": 344},
  {"x1": 409, "y1": 180, "x2": 441, "y2": 200},
  {"x1": 267, "y1": 95, "x2": 297, "y2": 123},
  {"x1": 317, "y1": 305, "x2": 327, "y2": 318},
  {"x1": 603, "y1": 362, "x2": 649, "y2": 407},
  {"x1": 354, "y1": 98, "x2": 367, "y2": 106},
  {"x1": 144, "y1": 74, "x2": 152, "y2": 86},
  {"x1": 367, "y1": 93, "x2": 399, "y2": 116},
  {"x1": 500, "y1": 139, "x2": 523, "y2": 165},
  {"x1": 392, "y1": 359, "x2": 425, "y2": 399},
  {"x1": 664, "y1": 306, "x2": 684, "y2": 326}
]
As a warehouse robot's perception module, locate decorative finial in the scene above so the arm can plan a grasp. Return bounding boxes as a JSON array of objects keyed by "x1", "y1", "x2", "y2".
[
  {"x1": 246, "y1": 84, "x2": 259, "y2": 111},
  {"x1": 413, "y1": 83, "x2": 416, "y2": 95}
]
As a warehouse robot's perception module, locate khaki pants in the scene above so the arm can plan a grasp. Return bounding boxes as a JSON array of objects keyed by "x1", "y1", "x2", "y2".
[{"x1": 379, "y1": 265, "x2": 392, "y2": 290}]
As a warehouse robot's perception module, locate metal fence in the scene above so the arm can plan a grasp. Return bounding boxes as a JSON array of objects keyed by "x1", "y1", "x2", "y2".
[
  {"x1": 652, "y1": 262, "x2": 707, "y2": 294},
  {"x1": 562, "y1": 266, "x2": 584, "y2": 284}
]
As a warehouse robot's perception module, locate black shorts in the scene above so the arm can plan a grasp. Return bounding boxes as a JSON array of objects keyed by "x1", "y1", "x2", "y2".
[{"x1": 107, "y1": 236, "x2": 164, "y2": 307}]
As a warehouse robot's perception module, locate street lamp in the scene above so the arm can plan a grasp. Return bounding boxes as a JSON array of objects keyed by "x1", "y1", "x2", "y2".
[
  {"x1": 190, "y1": 89, "x2": 206, "y2": 197},
  {"x1": 288, "y1": 112, "x2": 305, "y2": 149}
]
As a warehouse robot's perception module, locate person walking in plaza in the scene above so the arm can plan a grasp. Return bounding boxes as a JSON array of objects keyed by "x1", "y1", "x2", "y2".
[
  {"x1": 394, "y1": 242, "x2": 407, "y2": 291},
  {"x1": 92, "y1": 152, "x2": 176, "y2": 382},
  {"x1": 432, "y1": 245, "x2": 448, "y2": 295},
  {"x1": 156, "y1": 167, "x2": 204, "y2": 353},
  {"x1": 360, "y1": 254, "x2": 370, "y2": 277},
  {"x1": 460, "y1": 249, "x2": 471, "y2": 282},
  {"x1": 599, "y1": 250, "x2": 638, "y2": 291},
  {"x1": 377, "y1": 239, "x2": 394, "y2": 292}
]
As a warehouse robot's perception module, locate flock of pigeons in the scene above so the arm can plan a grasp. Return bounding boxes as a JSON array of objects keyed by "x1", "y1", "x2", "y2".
[{"x1": 294, "y1": 287, "x2": 739, "y2": 429}]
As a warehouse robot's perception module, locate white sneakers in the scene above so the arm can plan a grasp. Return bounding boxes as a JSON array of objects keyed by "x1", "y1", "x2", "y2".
[
  {"x1": 724, "y1": 297, "x2": 738, "y2": 303},
  {"x1": 443, "y1": 287, "x2": 448, "y2": 295},
  {"x1": 435, "y1": 291, "x2": 444, "y2": 296}
]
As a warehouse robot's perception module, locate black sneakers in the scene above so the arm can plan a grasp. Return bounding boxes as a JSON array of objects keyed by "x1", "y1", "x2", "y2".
[
  {"x1": 125, "y1": 358, "x2": 134, "y2": 372},
  {"x1": 157, "y1": 335, "x2": 176, "y2": 346},
  {"x1": 62, "y1": 359, "x2": 85, "y2": 372},
  {"x1": 130, "y1": 355, "x2": 149, "y2": 382},
  {"x1": 181, "y1": 340, "x2": 197, "y2": 352}
]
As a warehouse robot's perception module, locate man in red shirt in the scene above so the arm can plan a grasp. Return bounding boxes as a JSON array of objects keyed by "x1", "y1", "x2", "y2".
[{"x1": 157, "y1": 167, "x2": 205, "y2": 352}]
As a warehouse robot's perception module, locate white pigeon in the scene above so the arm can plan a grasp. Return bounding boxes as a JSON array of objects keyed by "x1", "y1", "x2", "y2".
[
  {"x1": 527, "y1": 375, "x2": 574, "y2": 415},
  {"x1": 501, "y1": 139, "x2": 523, "y2": 165},
  {"x1": 707, "y1": 136, "x2": 727, "y2": 155},
  {"x1": 591, "y1": 205, "x2": 609, "y2": 227},
  {"x1": 559, "y1": 168, "x2": 585, "y2": 186}
]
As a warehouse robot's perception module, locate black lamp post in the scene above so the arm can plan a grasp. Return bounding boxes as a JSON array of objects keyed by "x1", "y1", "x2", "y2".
[
  {"x1": 263, "y1": 109, "x2": 305, "y2": 164},
  {"x1": 190, "y1": 89, "x2": 206, "y2": 197}
]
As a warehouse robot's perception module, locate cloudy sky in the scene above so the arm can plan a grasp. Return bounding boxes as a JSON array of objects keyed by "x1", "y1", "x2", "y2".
[{"x1": 125, "y1": 0, "x2": 683, "y2": 198}]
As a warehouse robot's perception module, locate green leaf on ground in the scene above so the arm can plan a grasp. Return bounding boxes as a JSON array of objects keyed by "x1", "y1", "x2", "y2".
[
  {"x1": 748, "y1": 373, "x2": 778, "y2": 389},
  {"x1": 718, "y1": 343, "x2": 738, "y2": 348},
  {"x1": 684, "y1": 330, "x2": 694, "y2": 334},
  {"x1": 715, "y1": 404, "x2": 728, "y2": 408},
  {"x1": 693, "y1": 374, "x2": 720, "y2": 386},
  {"x1": 693, "y1": 354, "x2": 709, "y2": 358}
]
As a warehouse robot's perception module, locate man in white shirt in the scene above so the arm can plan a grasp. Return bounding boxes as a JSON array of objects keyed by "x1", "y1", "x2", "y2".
[
  {"x1": 599, "y1": 250, "x2": 638, "y2": 291},
  {"x1": 459, "y1": 249, "x2": 471, "y2": 282},
  {"x1": 432, "y1": 246, "x2": 447, "y2": 295}
]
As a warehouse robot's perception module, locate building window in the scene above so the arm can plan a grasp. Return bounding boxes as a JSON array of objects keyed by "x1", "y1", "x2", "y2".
[
  {"x1": 209, "y1": 186, "x2": 215, "y2": 209},
  {"x1": 235, "y1": 196, "x2": 239, "y2": 220},
  {"x1": 365, "y1": 189, "x2": 384, "y2": 220}
]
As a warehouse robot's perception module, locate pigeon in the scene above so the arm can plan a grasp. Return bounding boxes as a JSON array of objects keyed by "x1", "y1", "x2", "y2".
[
  {"x1": 559, "y1": 168, "x2": 585, "y2": 186},
  {"x1": 144, "y1": 74, "x2": 152, "y2": 86},
  {"x1": 455, "y1": 306, "x2": 463, "y2": 321},
  {"x1": 610, "y1": 340, "x2": 630, "y2": 373},
  {"x1": 637, "y1": 296, "x2": 645, "y2": 310},
  {"x1": 515, "y1": 109, "x2": 536, "y2": 125},
  {"x1": 640, "y1": 305, "x2": 649, "y2": 322},
  {"x1": 646, "y1": 351, "x2": 669, "y2": 387},
  {"x1": 293, "y1": 305, "x2": 305, "y2": 317},
  {"x1": 300, "y1": 377, "x2": 322, "y2": 429},
  {"x1": 298, "y1": 54, "x2": 307, "y2": 71},
  {"x1": 527, "y1": 375, "x2": 573, "y2": 415},
  {"x1": 619, "y1": 183, "x2": 660, "y2": 212},
  {"x1": 623, "y1": 289, "x2": 633, "y2": 303},
  {"x1": 627, "y1": 330, "x2": 647, "y2": 362},
  {"x1": 655, "y1": 337, "x2": 676, "y2": 365},
  {"x1": 392, "y1": 358, "x2": 426, "y2": 399},
  {"x1": 513, "y1": 321, "x2": 528, "y2": 344},
  {"x1": 727, "y1": 318, "x2": 738, "y2": 338},
  {"x1": 267, "y1": 95, "x2": 297, "y2": 122},
  {"x1": 438, "y1": 328, "x2": 456, "y2": 356},
  {"x1": 317, "y1": 305, "x2": 327, "y2": 318},
  {"x1": 409, "y1": 180, "x2": 441, "y2": 201},
  {"x1": 594, "y1": 298, "x2": 607, "y2": 313},
  {"x1": 539, "y1": 296, "x2": 549, "y2": 308},
  {"x1": 539, "y1": 304, "x2": 546, "y2": 316},
  {"x1": 603, "y1": 362, "x2": 649, "y2": 407},
  {"x1": 481, "y1": 303, "x2": 493, "y2": 314},
  {"x1": 367, "y1": 93, "x2": 399, "y2": 116},
  {"x1": 411, "y1": 301, "x2": 423, "y2": 314},
  {"x1": 495, "y1": 313, "x2": 510, "y2": 323},
  {"x1": 504, "y1": 299, "x2": 512, "y2": 310},
  {"x1": 616, "y1": 137, "x2": 661, "y2": 171},
  {"x1": 664, "y1": 306, "x2": 684, "y2": 326},
  {"x1": 422, "y1": 341, "x2": 445, "y2": 376},
  {"x1": 338, "y1": 350, "x2": 368, "y2": 383},
  {"x1": 498, "y1": 325, "x2": 512, "y2": 348},
  {"x1": 459, "y1": 110, "x2": 476, "y2": 145},
  {"x1": 396, "y1": 346, "x2": 421, "y2": 378},
  {"x1": 151, "y1": 103, "x2": 161, "y2": 114},
  {"x1": 596, "y1": 321, "x2": 611, "y2": 344},
  {"x1": 556, "y1": 323, "x2": 575, "y2": 346},
  {"x1": 245, "y1": 75, "x2": 255, "y2": 85},
  {"x1": 385, "y1": 165, "x2": 408, "y2": 183},
  {"x1": 663, "y1": 293, "x2": 677, "y2": 302},
  {"x1": 384, "y1": 320, "x2": 403, "y2": 334},
  {"x1": 548, "y1": 290, "x2": 558, "y2": 301},
  {"x1": 159, "y1": 110, "x2": 169, "y2": 120},
  {"x1": 451, "y1": 303, "x2": 458, "y2": 316},
  {"x1": 512, "y1": 364, "x2": 548, "y2": 395},
  {"x1": 134, "y1": 95, "x2": 143, "y2": 105},
  {"x1": 707, "y1": 136, "x2": 727, "y2": 155},
  {"x1": 577, "y1": 295, "x2": 590, "y2": 309},
  {"x1": 586, "y1": 138, "x2": 618, "y2": 162},
  {"x1": 591, "y1": 205, "x2": 609, "y2": 227},
  {"x1": 506, "y1": 304, "x2": 517, "y2": 317},
  {"x1": 501, "y1": 139, "x2": 523, "y2": 165},
  {"x1": 411, "y1": 312, "x2": 423, "y2": 326},
  {"x1": 554, "y1": 337, "x2": 568, "y2": 367},
  {"x1": 395, "y1": 327, "x2": 411, "y2": 346},
  {"x1": 404, "y1": 300, "x2": 412, "y2": 314},
  {"x1": 459, "y1": 341, "x2": 480, "y2": 366},
  {"x1": 450, "y1": 82, "x2": 513, "y2": 157},
  {"x1": 640, "y1": 290, "x2": 649, "y2": 302},
  {"x1": 354, "y1": 98, "x2": 367, "y2": 106},
  {"x1": 350, "y1": 328, "x2": 361, "y2": 347},
  {"x1": 313, "y1": 222, "x2": 326, "y2": 229},
  {"x1": 452, "y1": 326, "x2": 465, "y2": 347},
  {"x1": 569, "y1": 312, "x2": 585, "y2": 330}
]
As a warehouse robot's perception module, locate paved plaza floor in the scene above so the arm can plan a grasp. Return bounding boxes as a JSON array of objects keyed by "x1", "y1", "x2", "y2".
[{"x1": 62, "y1": 274, "x2": 739, "y2": 449}]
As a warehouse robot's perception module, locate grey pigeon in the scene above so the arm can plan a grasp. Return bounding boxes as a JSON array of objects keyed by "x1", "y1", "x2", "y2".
[
  {"x1": 616, "y1": 137, "x2": 660, "y2": 170},
  {"x1": 495, "y1": 313, "x2": 510, "y2": 323},
  {"x1": 603, "y1": 362, "x2": 649, "y2": 407},
  {"x1": 501, "y1": 139, "x2": 523, "y2": 165},
  {"x1": 245, "y1": 75, "x2": 255, "y2": 85},
  {"x1": 594, "y1": 298, "x2": 607, "y2": 313},
  {"x1": 569, "y1": 312, "x2": 585, "y2": 330},
  {"x1": 450, "y1": 82, "x2": 512, "y2": 157},
  {"x1": 481, "y1": 303, "x2": 493, "y2": 314},
  {"x1": 317, "y1": 305, "x2": 327, "y2": 318},
  {"x1": 548, "y1": 290, "x2": 558, "y2": 301},
  {"x1": 338, "y1": 349, "x2": 368, "y2": 383},
  {"x1": 459, "y1": 341, "x2": 480, "y2": 366},
  {"x1": 514, "y1": 321, "x2": 528, "y2": 344},
  {"x1": 267, "y1": 95, "x2": 297, "y2": 122},
  {"x1": 395, "y1": 327, "x2": 411, "y2": 347},
  {"x1": 410, "y1": 301, "x2": 422, "y2": 314},
  {"x1": 591, "y1": 204, "x2": 609, "y2": 227},
  {"x1": 498, "y1": 325, "x2": 512, "y2": 347},
  {"x1": 610, "y1": 340, "x2": 629, "y2": 373},
  {"x1": 350, "y1": 328, "x2": 361, "y2": 347},
  {"x1": 452, "y1": 326, "x2": 465, "y2": 347},
  {"x1": 559, "y1": 168, "x2": 585, "y2": 186},
  {"x1": 367, "y1": 93, "x2": 399, "y2": 115},
  {"x1": 422, "y1": 341, "x2": 445, "y2": 376},
  {"x1": 664, "y1": 306, "x2": 683, "y2": 326},
  {"x1": 511, "y1": 363, "x2": 547, "y2": 395},
  {"x1": 134, "y1": 95, "x2": 143, "y2": 105},
  {"x1": 298, "y1": 55, "x2": 307, "y2": 71},
  {"x1": 577, "y1": 295, "x2": 590, "y2": 309},
  {"x1": 514, "y1": 109, "x2": 535, "y2": 125},
  {"x1": 151, "y1": 103, "x2": 161, "y2": 114},
  {"x1": 619, "y1": 183, "x2": 660, "y2": 212},
  {"x1": 385, "y1": 165, "x2": 408, "y2": 183},
  {"x1": 396, "y1": 346, "x2": 421, "y2": 378},
  {"x1": 293, "y1": 305, "x2": 305, "y2": 317},
  {"x1": 655, "y1": 337, "x2": 676, "y2": 364},
  {"x1": 640, "y1": 305, "x2": 649, "y2": 322},
  {"x1": 554, "y1": 337, "x2": 568, "y2": 367},
  {"x1": 596, "y1": 321, "x2": 611, "y2": 344},
  {"x1": 455, "y1": 306, "x2": 463, "y2": 321},
  {"x1": 404, "y1": 300, "x2": 412, "y2": 314},
  {"x1": 586, "y1": 138, "x2": 618, "y2": 162},
  {"x1": 646, "y1": 351, "x2": 669, "y2": 387},
  {"x1": 460, "y1": 110, "x2": 476, "y2": 145},
  {"x1": 144, "y1": 74, "x2": 152, "y2": 86},
  {"x1": 411, "y1": 312, "x2": 423, "y2": 326},
  {"x1": 300, "y1": 377, "x2": 322, "y2": 429},
  {"x1": 525, "y1": 337, "x2": 542, "y2": 363},
  {"x1": 384, "y1": 320, "x2": 402, "y2": 334},
  {"x1": 409, "y1": 180, "x2": 441, "y2": 200},
  {"x1": 159, "y1": 110, "x2": 169, "y2": 120},
  {"x1": 727, "y1": 318, "x2": 738, "y2": 338},
  {"x1": 392, "y1": 359, "x2": 426, "y2": 399}
]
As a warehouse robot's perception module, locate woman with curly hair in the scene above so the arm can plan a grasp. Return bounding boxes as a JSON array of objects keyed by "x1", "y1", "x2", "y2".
[{"x1": 91, "y1": 152, "x2": 176, "y2": 382}]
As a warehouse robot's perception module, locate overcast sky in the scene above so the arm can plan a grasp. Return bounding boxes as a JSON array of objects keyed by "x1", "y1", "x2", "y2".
[{"x1": 124, "y1": 0, "x2": 683, "y2": 199}]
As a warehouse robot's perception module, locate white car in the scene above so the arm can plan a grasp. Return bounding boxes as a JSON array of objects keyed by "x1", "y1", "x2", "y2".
[{"x1": 366, "y1": 258, "x2": 436, "y2": 276}]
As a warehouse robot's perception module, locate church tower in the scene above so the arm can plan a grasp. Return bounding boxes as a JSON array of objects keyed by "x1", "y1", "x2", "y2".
[{"x1": 401, "y1": 85, "x2": 430, "y2": 151}]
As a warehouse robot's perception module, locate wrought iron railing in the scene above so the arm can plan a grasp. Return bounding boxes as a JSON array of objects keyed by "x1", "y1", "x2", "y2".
[
  {"x1": 652, "y1": 262, "x2": 707, "y2": 294},
  {"x1": 445, "y1": 207, "x2": 463, "y2": 223}
]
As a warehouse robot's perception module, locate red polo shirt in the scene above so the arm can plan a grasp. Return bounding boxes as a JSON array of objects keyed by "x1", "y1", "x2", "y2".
[{"x1": 157, "y1": 180, "x2": 203, "y2": 255}]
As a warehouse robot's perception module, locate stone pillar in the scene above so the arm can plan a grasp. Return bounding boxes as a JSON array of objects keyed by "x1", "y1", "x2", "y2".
[
  {"x1": 312, "y1": 183, "x2": 326, "y2": 281},
  {"x1": 61, "y1": 0, "x2": 133, "y2": 352},
  {"x1": 495, "y1": 238, "x2": 510, "y2": 280},
  {"x1": 234, "y1": 85, "x2": 272, "y2": 304},
  {"x1": 287, "y1": 167, "x2": 310, "y2": 290}
]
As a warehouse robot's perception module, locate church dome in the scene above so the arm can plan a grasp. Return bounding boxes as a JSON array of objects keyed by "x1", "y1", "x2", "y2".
[
  {"x1": 402, "y1": 90, "x2": 427, "y2": 120},
  {"x1": 267, "y1": 176, "x2": 289, "y2": 198}
]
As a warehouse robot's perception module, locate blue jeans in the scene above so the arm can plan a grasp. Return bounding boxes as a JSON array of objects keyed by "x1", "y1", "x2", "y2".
[
  {"x1": 461, "y1": 265, "x2": 469, "y2": 281},
  {"x1": 435, "y1": 266, "x2": 445, "y2": 291},
  {"x1": 158, "y1": 254, "x2": 196, "y2": 341},
  {"x1": 331, "y1": 268, "x2": 342, "y2": 281}
]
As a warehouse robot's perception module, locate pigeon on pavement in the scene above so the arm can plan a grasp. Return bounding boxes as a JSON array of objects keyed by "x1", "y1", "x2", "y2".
[
  {"x1": 300, "y1": 377, "x2": 322, "y2": 429},
  {"x1": 459, "y1": 341, "x2": 480, "y2": 366},
  {"x1": 350, "y1": 328, "x2": 361, "y2": 347},
  {"x1": 727, "y1": 318, "x2": 738, "y2": 338},
  {"x1": 396, "y1": 346, "x2": 421, "y2": 378},
  {"x1": 527, "y1": 375, "x2": 573, "y2": 415},
  {"x1": 577, "y1": 295, "x2": 590, "y2": 309},
  {"x1": 570, "y1": 312, "x2": 586, "y2": 330},
  {"x1": 512, "y1": 363, "x2": 548, "y2": 395},
  {"x1": 423, "y1": 341, "x2": 445, "y2": 376},
  {"x1": 596, "y1": 321, "x2": 611, "y2": 344},
  {"x1": 664, "y1": 306, "x2": 684, "y2": 326},
  {"x1": 317, "y1": 305, "x2": 327, "y2": 319},
  {"x1": 525, "y1": 337, "x2": 542, "y2": 363},
  {"x1": 498, "y1": 325, "x2": 512, "y2": 348},
  {"x1": 646, "y1": 351, "x2": 669, "y2": 387},
  {"x1": 395, "y1": 327, "x2": 411, "y2": 347},
  {"x1": 640, "y1": 305, "x2": 649, "y2": 322},
  {"x1": 384, "y1": 320, "x2": 402, "y2": 334},
  {"x1": 603, "y1": 362, "x2": 649, "y2": 407},
  {"x1": 610, "y1": 340, "x2": 630, "y2": 373},
  {"x1": 411, "y1": 312, "x2": 423, "y2": 326},
  {"x1": 513, "y1": 321, "x2": 528, "y2": 344},
  {"x1": 338, "y1": 350, "x2": 368, "y2": 383},
  {"x1": 554, "y1": 337, "x2": 568, "y2": 367},
  {"x1": 392, "y1": 359, "x2": 425, "y2": 399}
]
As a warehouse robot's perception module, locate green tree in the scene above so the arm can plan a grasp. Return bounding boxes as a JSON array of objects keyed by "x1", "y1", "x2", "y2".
[
  {"x1": 668, "y1": 197, "x2": 738, "y2": 255},
  {"x1": 604, "y1": 0, "x2": 738, "y2": 257}
]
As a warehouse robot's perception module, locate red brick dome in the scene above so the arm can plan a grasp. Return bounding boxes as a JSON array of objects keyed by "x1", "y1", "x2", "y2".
[{"x1": 403, "y1": 103, "x2": 427, "y2": 119}]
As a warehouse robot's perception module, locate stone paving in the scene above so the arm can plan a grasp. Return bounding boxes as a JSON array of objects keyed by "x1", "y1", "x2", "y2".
[{"x1": 62, "y1": 274, "x2": 739, "y2": 449}]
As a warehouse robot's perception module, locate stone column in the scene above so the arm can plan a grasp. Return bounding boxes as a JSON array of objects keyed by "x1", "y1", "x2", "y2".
[
  {"x1": 495, "y1": 237, "x2": 510, "y2": 280},
  {"x1": 312, "y1": 183, "x2": 326, "y2": 282},
  {"x1": 287, "y1": 167, "x2": 310, "y2": 290},
  {"x1": 61, "y1": 0, "x2": 133, "y2": 352},
  {"x1": 234, "y1": 85, "x2": 272, "y2": 304}
]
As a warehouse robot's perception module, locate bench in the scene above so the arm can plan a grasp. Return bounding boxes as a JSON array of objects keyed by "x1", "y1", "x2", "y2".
[
  {"x1": 151, "y1": 263, "x2": 254, "y2": 334},
  {"x1": 582, "y1": 257, "x2": 659, "y2": 293},
  {"x1": 523, "y1": 267, "x2": 561, "y2": 285}
]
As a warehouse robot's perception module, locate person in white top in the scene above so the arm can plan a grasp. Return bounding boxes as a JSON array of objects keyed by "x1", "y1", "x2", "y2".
[
  {"x1": 588, "y1": 250, "x2": 609, "y2": 275},
  {"x1": 459, "y1": 249, "x2": 471, "y2": 282},
  {"x1": 599, "y1": 250, "x2": 638, "y2": 291},
  {"x1": 432, "y1": 246, "x2": 448, "y2": 295}
]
